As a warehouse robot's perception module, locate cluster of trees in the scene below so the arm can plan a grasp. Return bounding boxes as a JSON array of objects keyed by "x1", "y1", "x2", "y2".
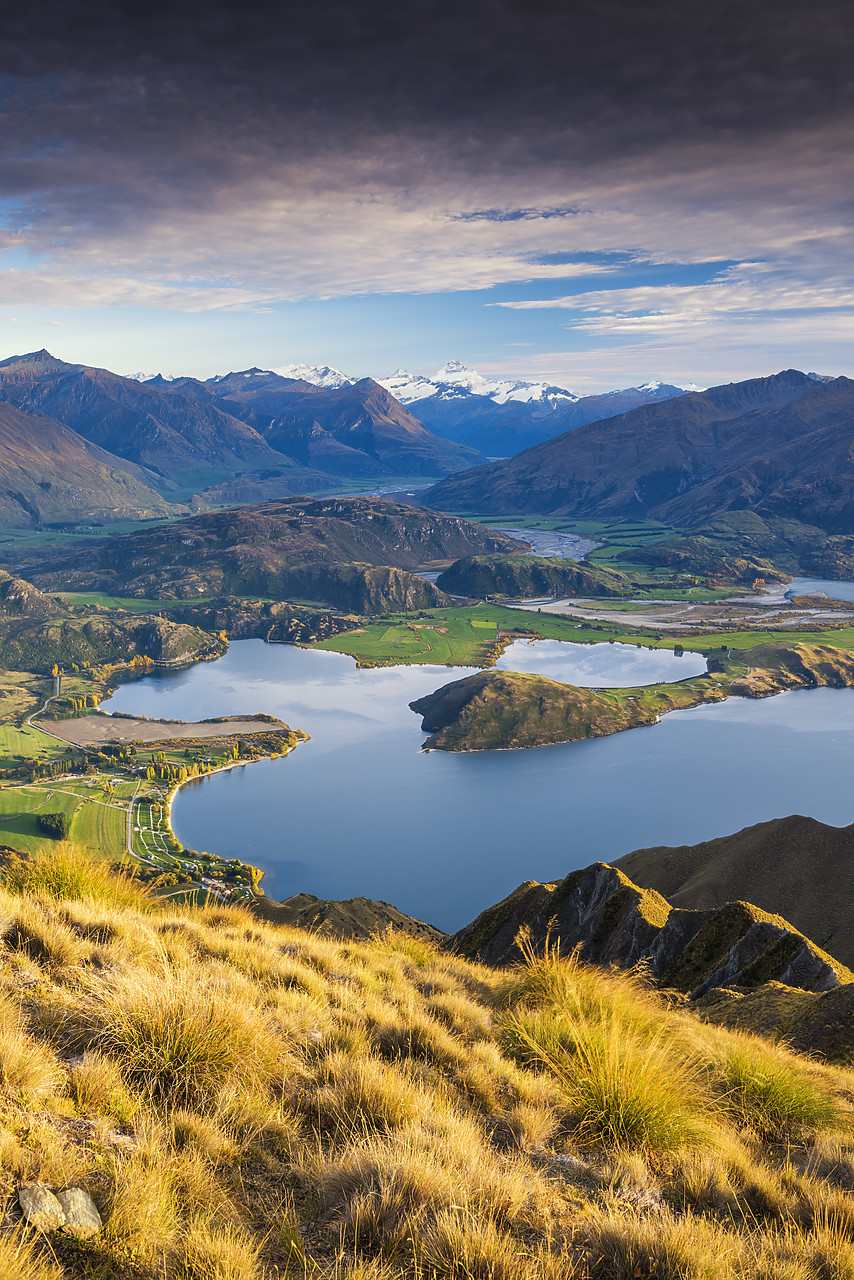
[
  {"x1": 45, "y1": 693, "x2": 100, "y2": 719},
  {"x1": 37, "y1": 811, "x2": 69, "y2": 839}
]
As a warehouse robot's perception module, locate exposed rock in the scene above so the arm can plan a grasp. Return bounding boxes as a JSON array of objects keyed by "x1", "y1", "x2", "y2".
[
  {"x1": 449, "y1": 862, "x2": 852, "y2": 998},
  {"x1": 436, "y1": 554, "x2": 630, "y2": 599},
  {"x1": 18, "y1": 1183, "x2": 65, "y2": 1232},
  {"x1": 57, "y1": 1187, "x2": 102, "y2": 1239}
]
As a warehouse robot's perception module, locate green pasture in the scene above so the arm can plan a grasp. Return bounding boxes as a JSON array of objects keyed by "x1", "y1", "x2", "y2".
[
  {"x1": 0, "y1": 723, "x2": 67, "y2": 761},
  {"x1": 314, "y1": 602, "x2": 854, "y2": 667},
  {"x1": 56, "y1": 592, "x2": 181, "y2": 612},
  {"x1": 0, "y1": 779, "x2": 128, "y2": 856}
]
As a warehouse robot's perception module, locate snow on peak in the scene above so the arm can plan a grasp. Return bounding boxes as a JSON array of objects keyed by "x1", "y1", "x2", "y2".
[
  {"x1": 273, "y1": 362, "x2": 354, "y2": 389},
  {"x1": 128, "y1": 371, "x2": 176, "y2": 382},
  {"x1": 378, "y1": 361, "x2": 579, "y2": 406}
]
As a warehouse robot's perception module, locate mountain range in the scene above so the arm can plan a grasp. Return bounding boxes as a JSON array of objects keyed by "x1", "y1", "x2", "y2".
[
  {"x1": 426, "y1": 369, "x2": 852, "y2": 527},
  {"x1": 0, "y1": 351, "x2": 487, "y2": 525},
  {"x1": 269, "y1": 358, "x2": 693, "y2": 454}
]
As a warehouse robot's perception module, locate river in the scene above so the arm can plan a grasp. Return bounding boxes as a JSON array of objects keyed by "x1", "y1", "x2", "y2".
[{"x1": 103, "y1": 639, "x2": 854, "y2": 933}]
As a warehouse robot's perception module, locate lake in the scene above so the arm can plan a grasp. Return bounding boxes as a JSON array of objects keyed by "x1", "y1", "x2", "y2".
[
  {"x1": 495, "y1": 638, "x2": 706, "y2": 685},
  {"x1": 104, "y1": 639, "x2": 854, "y2": 933},
  {"x1": 788, "y1": 577, "x2": 854, "y2": 603}
]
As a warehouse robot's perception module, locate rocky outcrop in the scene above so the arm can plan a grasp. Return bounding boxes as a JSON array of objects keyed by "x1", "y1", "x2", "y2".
[
  {"x1": 436, "y1": 554, "x2": 630, "y2": 599},
  {"x1": 18, "y1": 1184, "x2": 102, "y2": 1237},
  {"x1": 449, "y1": 862, "x2": 852, "y2": 997},
  {"x1": 160, "y1": 595, "x2": 360, "y2": 644},
  {"x1": 0, "y1": 572, "x2": 64, "y2": 620}
]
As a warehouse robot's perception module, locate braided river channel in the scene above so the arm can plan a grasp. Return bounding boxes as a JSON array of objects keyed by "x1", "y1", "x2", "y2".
[{"x1": 103, "y1": 638, "x2": 854, "y2": 932}]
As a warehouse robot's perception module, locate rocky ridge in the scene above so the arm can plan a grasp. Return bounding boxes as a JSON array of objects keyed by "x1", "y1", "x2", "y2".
[{"x1": 450, "y1": 861, "x2": 852, "y2": 996}]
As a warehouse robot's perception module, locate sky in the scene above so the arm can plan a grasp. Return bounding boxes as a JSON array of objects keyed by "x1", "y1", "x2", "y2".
[{"x1": 0, "y1": 0, "x2": 852, "y2": 392}]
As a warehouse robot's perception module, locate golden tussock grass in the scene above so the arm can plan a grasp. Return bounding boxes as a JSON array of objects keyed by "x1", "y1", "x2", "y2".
[{"x1": 0, "y1": 846, "x2": 853, "y2": 1278}]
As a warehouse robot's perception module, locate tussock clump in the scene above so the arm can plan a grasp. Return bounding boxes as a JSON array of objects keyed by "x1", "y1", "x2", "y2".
[
  {"x1": 91, "y1": 967, "x2": 283, "y2": 1107},
  {"x1": 2, "y1": 899, "x2": 88, "y2": 970},
  {"x1": 503, "y1": 1005, "x2": 708, "y2": 1153},
  {"x1": 69, "y1": 1050, "x2": 141, "y2": 1124},
  {"x1": 708, "y1": 1033, "x2": 844, "y2": 1137},
  {"x1": 584, "y1": 1205, "x2": 736, "y2": 1279},
  {"x1": 0, "y1": 1232, "x2": 62, "y2": 1280},
  {"x1": 175, "y1": 1219, "x2": 261, "y2": 1280},
  {"x1": 0, "y1": 998, "x2": 63, "y2": 1100},
  {"x1": 1, "y1": 842, "x2": 150, "y2": 911},
  {"x1": 309, "y1": 1051, "x2": 424, "y2": 1136}
]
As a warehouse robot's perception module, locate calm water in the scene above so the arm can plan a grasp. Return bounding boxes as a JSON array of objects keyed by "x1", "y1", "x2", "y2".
[
  {"x1": 104, "y1": 640, "x2": 854, "y2": 932},
  {"x1": 788, "y1": 577, "x2": 854, "y2": 603},
  {"x1": 495, "y1": 639, "x2": 706, "y2": 685}
]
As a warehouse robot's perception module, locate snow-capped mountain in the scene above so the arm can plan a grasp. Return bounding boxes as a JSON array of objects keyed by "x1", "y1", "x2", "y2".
[
  {"x1": 379, "y1": 360, "x2": 579, "y2": 407},
  {"x1": 378, "y1": 362, "x2": 694, "y2": 455},
  {"x1": 272, "y1": 362, "x2": 354, "y2": 389}
]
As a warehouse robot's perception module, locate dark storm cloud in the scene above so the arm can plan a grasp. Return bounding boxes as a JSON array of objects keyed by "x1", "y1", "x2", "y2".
[
  {"x1": 5, "y1": 0, "x2": 853, "y2": 162},
  {"x1": 0, "y1": 0, "x2": 852, "y2": 305}
]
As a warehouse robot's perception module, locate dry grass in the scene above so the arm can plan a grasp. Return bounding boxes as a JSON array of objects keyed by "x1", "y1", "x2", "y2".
[
  {"x1": 0, "y1": 847, "x2": 852, "y2": 1278},
  {"x1": 1, "y1": 841, "x2": 150, "y2": 911}
]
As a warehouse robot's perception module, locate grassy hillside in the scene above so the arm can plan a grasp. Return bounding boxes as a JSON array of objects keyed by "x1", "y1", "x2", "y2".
[{"x1": 4, "y1": 846, "x2": 854, "y2": 1278}]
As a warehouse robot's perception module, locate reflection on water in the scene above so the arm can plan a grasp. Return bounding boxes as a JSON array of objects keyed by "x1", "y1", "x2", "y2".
[
  {"x1": 105, "y1": 640, "x2": 854, "y2": 932},
  {"x1": 788, "y1": 577, "x2": 854, "y2": 603},
  {"x1": 495, "y1": 639, "x2": 706, "y2": 686}
]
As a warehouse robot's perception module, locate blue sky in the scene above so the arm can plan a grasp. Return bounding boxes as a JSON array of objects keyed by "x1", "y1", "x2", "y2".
[{"x1": 0, "y1": 2, "x2": 851, "y2": 393}]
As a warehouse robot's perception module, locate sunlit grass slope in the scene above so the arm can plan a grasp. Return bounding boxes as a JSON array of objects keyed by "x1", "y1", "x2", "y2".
[{"x1": 2, "y1": 847, "x2": 854, "y2": 1277}]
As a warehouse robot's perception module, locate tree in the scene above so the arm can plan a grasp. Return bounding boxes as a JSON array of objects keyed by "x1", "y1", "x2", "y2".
[{"x1": 37, "y1": 812, "x2": 69, "y2": 839}]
